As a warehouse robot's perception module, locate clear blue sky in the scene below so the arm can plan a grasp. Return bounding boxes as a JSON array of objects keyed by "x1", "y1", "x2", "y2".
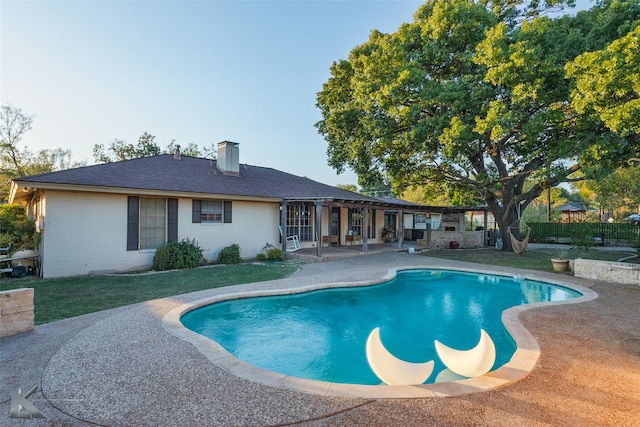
[{"x1": 1, "y1": 0, "x2": 591, "y2": 187}]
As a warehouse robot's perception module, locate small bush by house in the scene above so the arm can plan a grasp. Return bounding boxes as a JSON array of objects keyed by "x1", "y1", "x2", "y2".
[
  {"x1": 266, "y1": 248, "x2": 283, "y2": 260},
  {"x1": 217, "y1": 244, "x2": 242, "y2": 264},
  {"x1": 153, "y1": 238, "x2": 204, "y2": 271}
]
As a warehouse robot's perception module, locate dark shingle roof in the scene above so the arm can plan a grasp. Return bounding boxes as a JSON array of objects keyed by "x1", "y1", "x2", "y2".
[{"x1": 15, "y1": 154, "x2": 377, "y2": 202}]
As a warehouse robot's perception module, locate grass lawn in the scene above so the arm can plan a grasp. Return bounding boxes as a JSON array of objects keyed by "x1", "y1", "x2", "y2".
[
  {"x1": 421, "y1": 247, "x2": 638, "y2": 271},
  {"x1": 0, "y1": 263, "x2": 298, "y2": 325}
]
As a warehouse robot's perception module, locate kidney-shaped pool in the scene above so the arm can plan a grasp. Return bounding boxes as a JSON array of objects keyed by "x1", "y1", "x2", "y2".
[{"x1": 177, "y1": 269, "x2": 586, "y2": 390}]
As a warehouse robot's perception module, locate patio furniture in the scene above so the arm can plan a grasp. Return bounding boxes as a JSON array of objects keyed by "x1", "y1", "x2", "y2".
[
  {"x1": 345, "y1": 234, "x2": 361, "y2": 245},
  {"x1": 322, "y1": 235, "x2": 339, "y2": 246},
  {"x1": 279, "y1": 226, "x2": 301, "y2": 252}
]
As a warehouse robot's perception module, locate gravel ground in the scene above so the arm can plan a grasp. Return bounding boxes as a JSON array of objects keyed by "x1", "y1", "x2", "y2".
[{"x1": 1, "y1": 251, "x2": 639, "y2": 426}]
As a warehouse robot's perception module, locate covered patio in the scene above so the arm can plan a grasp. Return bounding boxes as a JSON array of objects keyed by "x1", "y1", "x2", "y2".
[{"x1": 280, "y1": 196, "x2": 491, "y2": 257}]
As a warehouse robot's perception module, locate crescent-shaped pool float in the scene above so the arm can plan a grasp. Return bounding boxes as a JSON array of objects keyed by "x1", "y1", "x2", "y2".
[
  {"x1": 366, "y1": 327, "x2": 434, "y2": 385},
  {"x1": 434, "y1": 329, "x2": 496, "y2": 378}
]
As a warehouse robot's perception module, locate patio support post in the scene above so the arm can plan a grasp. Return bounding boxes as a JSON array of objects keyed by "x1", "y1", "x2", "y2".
[
  {"x1": 315, "y1": 201, "x2": 323, "y2": 257},
  {"x1": 398, "y1": 209, "x2": 404, "y2": 249},
  {"x1": 483, "y1": 210, "x2": 488, "y2": 247},
  {"x1": 280, "y1": 202, "x2": 287, "y2": 253},
  {"x1": 363, "y1": 208, "x2": 369, "y2": 252}
]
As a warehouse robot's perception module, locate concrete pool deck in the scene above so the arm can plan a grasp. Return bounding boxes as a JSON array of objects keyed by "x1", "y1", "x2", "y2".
[{"x1": 2, "y1": 252, "x2": 640, "y2": 426}]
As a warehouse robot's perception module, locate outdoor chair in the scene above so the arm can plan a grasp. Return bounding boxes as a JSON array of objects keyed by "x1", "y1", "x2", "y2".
[{"x1": 279, "y1": 226, "x2": 301, "y2": 252}]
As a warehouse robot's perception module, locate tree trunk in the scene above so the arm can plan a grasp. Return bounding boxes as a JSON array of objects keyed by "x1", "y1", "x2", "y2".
[{"x1": 490, "y1": 206, "x2": 519, "y2": 253}]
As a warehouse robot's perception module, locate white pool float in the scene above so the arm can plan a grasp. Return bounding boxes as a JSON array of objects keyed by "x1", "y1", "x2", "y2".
[
  {"x1": 366, "y1": 327, "x2": 434, "y2": 385},
  {"x1": 434, "y1": 329, "x2": 496, "y2": 378}
]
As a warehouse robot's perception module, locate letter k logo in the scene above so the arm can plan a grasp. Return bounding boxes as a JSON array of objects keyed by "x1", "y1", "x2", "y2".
[{"x1": 10, "y1": 385, "x2": 46, "y2": 419}]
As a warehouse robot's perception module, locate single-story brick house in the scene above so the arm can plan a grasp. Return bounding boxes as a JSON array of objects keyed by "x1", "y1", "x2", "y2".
[{"x1": 9, "y1": 141, "x2": 490, "y2": 278}]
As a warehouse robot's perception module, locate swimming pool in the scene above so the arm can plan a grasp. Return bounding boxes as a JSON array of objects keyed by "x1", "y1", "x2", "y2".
[{"x1": 179, "y1": 269, "x2": 583, "y2": 388}]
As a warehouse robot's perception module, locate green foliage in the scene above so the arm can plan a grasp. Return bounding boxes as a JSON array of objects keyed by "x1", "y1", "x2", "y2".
[
  {"x1": 0, "y1": 204, "x2": 38, "y2": 252},
  {"x1": 335, "y1": 184, "x2": 359, "y2": 193},
  {"x1": 152, "y1": 238, "x2": 204, "y2": 271},
  {"x1": 255, "y1": 253, "x2": 267, "y2": 261},
  {"x1": 315, "y1": 0, "x2": 640, "y2": 252},
  {"x1": 529, "y1": 221, "x2": 639, "y2": 245},
  {"x1": 266, "y1": 248, "x2": 283, "y2": 260},
  {"x1": 553, "y1": 248, "x2": 570, "y2": 260},
  {"x1": 569, "y1": 229, "x2": 596, "y2": 251},
  {"x1": 567, "y1": 12, "x2": 640, "y2": 137},
  {"x1": 94, "y1": 132, "x2": 162, "y2": 163},
  {"x1": 94, "y1": 132, "x2": 217, "y2": 164},
  {"x1": 217, "y1": 243, "x2": 242, "y2": 264},
  {"x1": 592, "y1": 167, "x2": 640, "y2": 214}
]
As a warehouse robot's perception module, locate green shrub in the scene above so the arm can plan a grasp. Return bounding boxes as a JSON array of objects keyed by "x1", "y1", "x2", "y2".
[
  {"x1": 266, "y1": 248, "x2": 283, "y2": 260},
  {"x1": 217, "y1": 244, "x2": 242, "y2": 264},
  {"x1": 256, "y1": 253, "x2": 266, "y2": 261},
  {"x1": 153, "y1": 238, "x2": 204, "y2": 271},
  {"x1": 0, "y1": 204, "x2": 39, "y2": 253}
]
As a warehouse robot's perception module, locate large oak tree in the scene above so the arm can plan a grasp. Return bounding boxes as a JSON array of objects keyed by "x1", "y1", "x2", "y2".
[{"x1": 316, "y1": 0, "x2": 639, "y2": 250}]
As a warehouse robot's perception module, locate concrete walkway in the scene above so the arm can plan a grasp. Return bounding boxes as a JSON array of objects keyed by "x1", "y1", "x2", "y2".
[{"x1": 1, "y1": 252, "x2": 639, "y2": 426}]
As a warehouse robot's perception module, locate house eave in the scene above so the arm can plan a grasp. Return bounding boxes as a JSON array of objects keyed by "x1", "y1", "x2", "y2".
[{"x1": 9, "y1": 181, "x2": 282, "y2": 203}]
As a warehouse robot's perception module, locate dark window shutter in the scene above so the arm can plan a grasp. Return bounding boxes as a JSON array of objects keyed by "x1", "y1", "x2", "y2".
[
  {"x1": 192, "y1": 200, "x2": 201, "y2": 223},
  {"x1": 224, "y1": 201, "x2": 232, "y2": 223},
  {"x1": 168, "y1": 198, "x2": 178, "y2": 242},
  {"x1": 127, "y1": 196, "x2": 139, "y2": 251}
]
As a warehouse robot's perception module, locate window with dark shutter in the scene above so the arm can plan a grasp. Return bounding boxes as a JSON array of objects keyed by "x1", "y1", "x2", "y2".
[
  {"x1": 168, "y1": 198, "x2": 178, "y2": 242},
  {"x1": 127, "y1": 196, "x2": 139, "y2": 251},
  {"x1": 224, "y1": 201, "x2": 232, "y2": 223},
  {"x1": 193, "y1": 199, "x2": 232, "y2": 223},
  {"x1": 192, "y1": 200, "x2": 202, "y2": 223}
]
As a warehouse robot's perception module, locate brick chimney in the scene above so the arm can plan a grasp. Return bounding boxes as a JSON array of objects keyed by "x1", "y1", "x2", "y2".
[{"x1": 217, "y1": 141, "x2": 240, "y2": 175}]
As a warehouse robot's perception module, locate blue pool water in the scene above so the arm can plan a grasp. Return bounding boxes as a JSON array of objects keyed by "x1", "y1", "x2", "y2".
[{"x1": 181, "y1": 270, "x2": 581, "y2": 385}]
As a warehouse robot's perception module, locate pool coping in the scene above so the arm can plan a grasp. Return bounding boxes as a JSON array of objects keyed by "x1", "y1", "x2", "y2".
[{"x1": 162, "y1": 266, "x2": 598, "y2": 399}]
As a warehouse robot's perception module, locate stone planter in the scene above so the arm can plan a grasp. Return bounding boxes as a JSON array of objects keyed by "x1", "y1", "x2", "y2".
[
  {"x1": 551, "y1": 258, "x2": 569, "y2": 272},
  {"x1": 0, "y1": 288, "x2": 34, "y2": 337}
]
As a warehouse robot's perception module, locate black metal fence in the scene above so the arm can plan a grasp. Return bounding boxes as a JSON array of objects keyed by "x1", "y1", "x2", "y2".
[{"x1": 528, "y1": 222, "x2": 640, "y2": 246}]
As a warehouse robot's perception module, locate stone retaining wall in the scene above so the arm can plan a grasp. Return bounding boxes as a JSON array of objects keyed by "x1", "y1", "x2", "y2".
[
  {"x1": 574, "y1": 259, "x2": 640, "y2": 286},
  {"x1": 0, "y1": 288, "x2": 35, "y2": 337},
  {"x1": 417, "y1": 230, "x2": 484, "y2": 249}
]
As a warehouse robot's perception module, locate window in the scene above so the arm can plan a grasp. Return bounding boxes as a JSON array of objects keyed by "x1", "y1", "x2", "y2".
[
  {"x1": 348, "y1": 208, "x2": 363, "y2": 236},
  {"x1": 414, "y1": 213, "x2": 427, "y2": 230},
  {"x1": 430, "y1": 213, "x2": 442, "y2": 230},
  {"x1": 192, "y1": 200, "x2": 232, "y2": 224},
  {"x1": 286, "y1": 203, "x2": 313, "y2": 241},
  {"x1": 349, "y1": 208, "x2": 376, "y2": 238},
  {"x1": 140, "y1": 198, "x2": 166, "y2": 249},
  {"x1": 201, "y1": 201, "x2": 223, "y2": 222},
  {"x1": 127, "y1": 197, "x2": 178, "y2": 251}
]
